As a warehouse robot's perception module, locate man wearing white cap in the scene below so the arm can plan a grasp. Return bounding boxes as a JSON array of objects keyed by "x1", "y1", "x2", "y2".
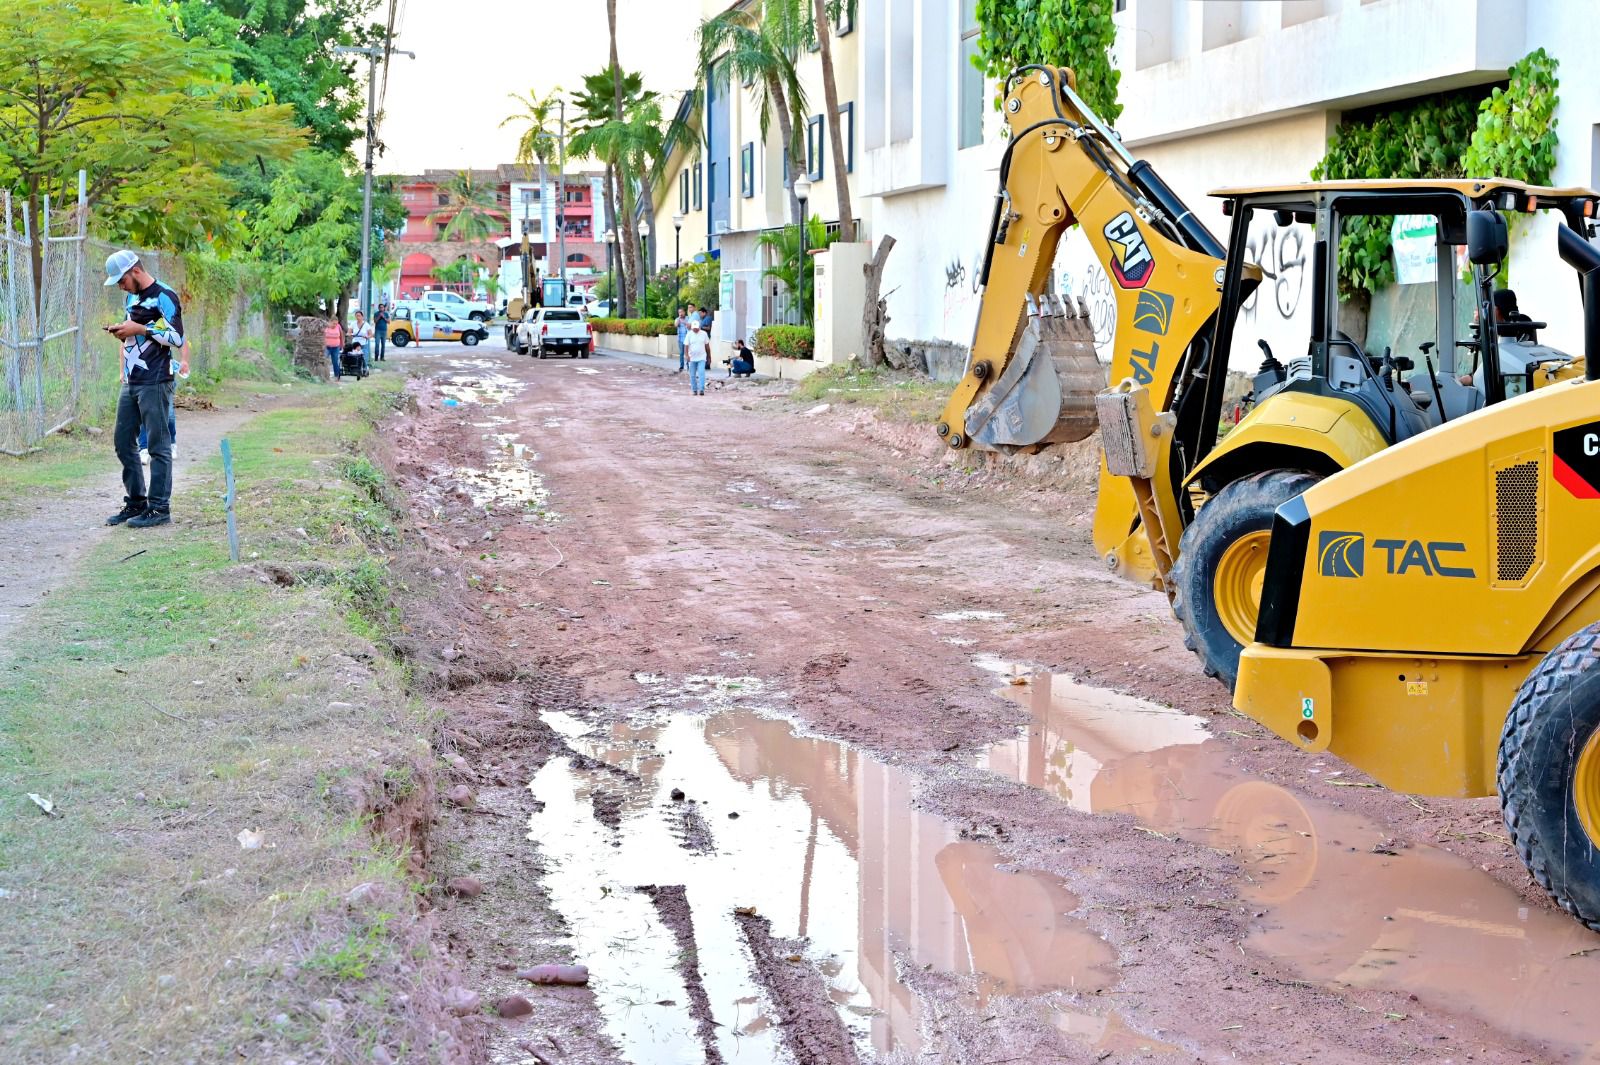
[{"x1": 103, "y1": 249, "x2": 187, "y2": 528}]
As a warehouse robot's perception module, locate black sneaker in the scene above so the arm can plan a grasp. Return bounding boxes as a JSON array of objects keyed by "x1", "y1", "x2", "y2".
[
  {"x1": 106, "y1": 501, "x2": 146, "y2": 526},
  {"x1": 127, "y1": 509, "x2": 171, "y2": 529}
]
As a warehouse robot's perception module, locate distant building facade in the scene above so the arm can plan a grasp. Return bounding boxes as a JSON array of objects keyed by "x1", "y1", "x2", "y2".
[{"x1": 388, "y1": 166, "x2": 611, "y2": 304}]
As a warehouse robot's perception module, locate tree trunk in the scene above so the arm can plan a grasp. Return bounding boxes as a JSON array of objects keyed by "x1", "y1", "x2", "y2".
[
  {"x1": 860, "y1": 235, "x2": 896, "y2": 368},
  {"x1": 812, "y1": 0, "x2": 854, "y2": 242},
  {"x1": 766, "y1": 71, "x2": 803, "y2": 224},
  {"x1": 606, "y1": 0, "x2": 640, "y2": 318}
]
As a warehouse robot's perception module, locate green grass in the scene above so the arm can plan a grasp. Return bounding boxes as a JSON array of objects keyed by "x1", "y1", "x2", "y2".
[
  {"x1": 0, "y1": 375, "x2": 447, "y2": 1062},
  {"x1": 791, "y1": 363, "x2": 950, "y2": 423}
]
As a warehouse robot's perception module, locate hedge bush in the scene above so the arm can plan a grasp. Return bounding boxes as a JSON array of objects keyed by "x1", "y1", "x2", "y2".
[
  {"x1": 590, "y1": 316, "x2": 677, "y2": 336},
  {"x1": 754, "y1": 325, "x2": 814, "y2": 360}
]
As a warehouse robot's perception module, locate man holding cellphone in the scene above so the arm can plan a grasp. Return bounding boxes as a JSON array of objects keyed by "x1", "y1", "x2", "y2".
[{"x1": 103, "y1": 249, "x2": 186, "y2": 529}]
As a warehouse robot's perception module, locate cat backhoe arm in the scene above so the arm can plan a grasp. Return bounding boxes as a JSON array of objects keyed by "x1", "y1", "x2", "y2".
[{"x1": 936, "y1": 67, "x2": 1239, "y2": 586}]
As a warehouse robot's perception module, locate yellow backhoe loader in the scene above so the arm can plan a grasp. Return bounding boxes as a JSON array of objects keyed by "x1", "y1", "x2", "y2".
[
  {"x1": 1229, "y1": 222, "x2": 1600, "y2": 928},
  {"x1": 939, "y1": 66, "x2": 1598, "y2": 689}
]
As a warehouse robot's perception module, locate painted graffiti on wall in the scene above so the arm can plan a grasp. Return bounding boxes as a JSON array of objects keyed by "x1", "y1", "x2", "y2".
[
  {"x1": 941, "y1": 251, "x2": 983, "y2": 337},
  {"x1": 1243, "y1": 221, "x2": 1309, "y2": 322},
  {"x1": 1057, "y1": 260, "x2": 1116, "y2": 359}
]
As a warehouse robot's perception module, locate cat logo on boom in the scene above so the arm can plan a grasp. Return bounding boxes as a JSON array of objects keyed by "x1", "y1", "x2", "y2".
[{"x1": 1103, "y1": 212, "x2": 1155, "y2": 289}]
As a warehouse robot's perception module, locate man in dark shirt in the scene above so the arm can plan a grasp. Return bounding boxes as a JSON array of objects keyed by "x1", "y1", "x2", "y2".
[
  {"x1": 373, "y1": 302, "x2": 389, "y2": 362},
  {"x1": 103, "y1": 250, "x2": 186, "y2": 529}
]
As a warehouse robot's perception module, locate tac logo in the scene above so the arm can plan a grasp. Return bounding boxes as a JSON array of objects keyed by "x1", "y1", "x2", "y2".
[
  {"x1": 1132, "y1": 290, "x2": 1174, "y2": 336},
  {"x1": 1317, "y1": 531, "x2": 1476, "y2": 579},
  {"x1": 1318, "y1": 531, "x2": 1364, "y2": 578},
  {"x1": 1103, "y1": 212, "x2": 1155, "y2": 289}
]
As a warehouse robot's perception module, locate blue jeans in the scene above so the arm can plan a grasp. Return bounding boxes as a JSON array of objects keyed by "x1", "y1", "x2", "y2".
[
  {"x1": 373, "y1": 329, "x2": 386, "y2": 360},
  {"x1": 137, "y1": 399, "x2": 176, "y2": 450},
  {"x1": 327, "y1": 345, "x2": 342, "y2": 378},
  {"x1": 677, "y1": 336, "x2": 688, "y2": 370},
  {"x1": 689, "y1": 359, "x2": 706, "y2": 393},
  {"x1": 115, "y1": 381, "x2": 176, "y2": 511}
]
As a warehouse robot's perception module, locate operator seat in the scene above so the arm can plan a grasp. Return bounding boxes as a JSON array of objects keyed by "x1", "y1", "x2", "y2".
[{"x1": 1434, "y1": 374, "x2": 1486, "y2": 421}]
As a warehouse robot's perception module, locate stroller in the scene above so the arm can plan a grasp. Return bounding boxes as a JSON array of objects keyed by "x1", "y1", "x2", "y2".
[{"x1": 340, "y1": 340, "x2": 368, "y2": 380}]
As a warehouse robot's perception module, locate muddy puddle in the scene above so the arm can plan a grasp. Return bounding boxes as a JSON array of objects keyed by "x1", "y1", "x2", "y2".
[
  {"x1": 983, "y1": 672, "x2": 1600, "y2": 1059},
  {"x1": 528, "y1": 676, "x2": 1133, "y2": 1063},
  {"x1": 436, "y1": 358, "x2": 525, "y2": 406}
]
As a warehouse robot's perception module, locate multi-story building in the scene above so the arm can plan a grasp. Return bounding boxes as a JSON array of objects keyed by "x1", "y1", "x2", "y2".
[
  {"x1": 650, "y1": 0, "x2": 870, "y2": 345},
  {"x1": 656, "y1": 0, "x2": 1600, "y2": 372},
  {"x1": 389, "y1": 166, "x2": 610, "y2": 305}
]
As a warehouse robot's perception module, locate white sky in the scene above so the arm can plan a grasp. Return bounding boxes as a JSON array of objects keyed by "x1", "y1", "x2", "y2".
[{"x1": 375, "y1": 0, "x2": 704, "y2": 175}]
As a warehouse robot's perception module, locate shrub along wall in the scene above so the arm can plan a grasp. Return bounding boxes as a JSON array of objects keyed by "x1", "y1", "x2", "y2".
[
  {"x1": 590, "y1": 316, "x2": 677, "y2": 336},
  {"x1": 754, "y1": 325, "x2": 815, "y2": 360}
]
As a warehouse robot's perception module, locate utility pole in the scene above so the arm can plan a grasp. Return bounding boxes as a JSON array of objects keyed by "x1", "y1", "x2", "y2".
[
  {"x1": 558, "y1": 99, "x2": 567, "y2": 293},
  {"x1": 334, "y1": 42, "x2": 416, "y2": 319}
]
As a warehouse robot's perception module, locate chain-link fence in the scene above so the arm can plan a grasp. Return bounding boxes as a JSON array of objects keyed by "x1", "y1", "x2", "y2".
[{"x1": 1, "y1": 173, "x2": 276, "y2": 455}]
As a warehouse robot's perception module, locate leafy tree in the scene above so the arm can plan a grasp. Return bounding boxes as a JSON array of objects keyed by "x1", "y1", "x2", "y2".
[
  {"x1": 972, "y1": 0, "x2": 1120, "y2": 124},
  {"x1": 249, "y1": 151, "x2": 401, "y2": 314},
  {"x1": 1462, "y1": 48, "x2": 1559, "y2": 187},
  {"x1": 0, "y1": 0, "x2": 303, "y2": 260},
  {"x1": 175, "y1": 0, "x2": 384, "y2": 154},
  {"x1": 757, "y1": 216, "x2": 837, "y2": 324},
  {"x1": 429, "y1": 171, "x2": 505, "y2": 242}
]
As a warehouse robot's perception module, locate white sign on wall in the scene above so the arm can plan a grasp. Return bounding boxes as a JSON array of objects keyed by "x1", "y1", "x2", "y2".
[{"x1": 1391, "y1": 215, "x2": 1437, "y2": 285}]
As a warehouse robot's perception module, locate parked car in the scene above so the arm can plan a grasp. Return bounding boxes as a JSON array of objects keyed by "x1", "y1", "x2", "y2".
[
  {"x1": 406, "y1": 290, "x2": 494, "y2": 322},
  {"x1": 388, "y1": 307, "x2": 489, "y2": 347},
  {"x1": 515, "y1": 307, "x2": 592, "y2": 359}
]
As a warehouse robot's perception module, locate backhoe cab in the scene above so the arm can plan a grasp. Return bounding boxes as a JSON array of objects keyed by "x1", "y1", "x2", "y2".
[{"x1": 941, "y1": 65, "x2": 1600, "y2": 687}]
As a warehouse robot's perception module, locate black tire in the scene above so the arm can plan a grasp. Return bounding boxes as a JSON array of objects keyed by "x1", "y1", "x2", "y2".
[
  {"x1": 391, "y1": 331, "x2": 410, "y2": 348},
  {"x1": 580, "y1": 346, "x2": 591, "y2": 359},
  {"x1": 463, "y1": 332, "x2": 479, "y2": 347},
  {"x1": 469, "y1": 311, "x2": 487, "y2": 322},
  {"x1": 1498, "y1": 623, "x2": 1600, "y2": 930},
  {"x1": 1170, "y1": 469, "x2": 1321, "y2": 690},
  {"x1": 537, "y1": 347, "x2": 548, "y2": 360}
]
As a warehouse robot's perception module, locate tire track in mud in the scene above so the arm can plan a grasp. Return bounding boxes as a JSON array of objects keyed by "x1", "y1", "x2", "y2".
[
  {"x1": 637, "y1": 885, "x2": 727, "y2": 1065},
  {"x1": 736, "y1": 913, "x2": 857, "y2": 1065}
]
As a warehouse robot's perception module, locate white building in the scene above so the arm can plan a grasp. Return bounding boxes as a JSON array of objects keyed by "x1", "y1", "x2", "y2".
[{"x1": 865, "y1": 0, "x2": 1600, "y2": 374}]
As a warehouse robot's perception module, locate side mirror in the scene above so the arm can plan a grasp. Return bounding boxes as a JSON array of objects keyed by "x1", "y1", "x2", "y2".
[{"x1": 1467, "y1": 210, "x2": 1508, "y2": 265}]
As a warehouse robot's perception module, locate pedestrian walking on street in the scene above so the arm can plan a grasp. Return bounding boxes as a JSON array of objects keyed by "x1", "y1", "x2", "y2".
[
  {"x1": 324, "y1": 316, "x2": 345, "y2": 380},
  {"x1": 685, "y1": 315, "x2": 710, "y2": 396},
  {"x1": 373, "y1": 302, "x2": 389, "y2": 362},
  {"x1": 103, "y1": 250, "x2": 185, "y2": 529},
  {"x1": 675, "y1": 306, "x2": 689, "y2": 372},
  {"x1": 351, "y1": 310, "x2": 374, "y2": 374}
]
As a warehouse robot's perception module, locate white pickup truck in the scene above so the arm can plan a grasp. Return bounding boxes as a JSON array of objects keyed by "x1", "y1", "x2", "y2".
[
  {"x1": 406, "y1": 290, "x2": 495, "y2": 322},
  {"x1": 515, "y1": 307, "x2": 592, "y2": 359}
]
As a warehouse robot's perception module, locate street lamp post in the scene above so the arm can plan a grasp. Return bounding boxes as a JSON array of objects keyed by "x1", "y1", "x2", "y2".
[
  {"x1": 673, "y1": 213, "x2": 684, "y2": 314},
  {"x1": 638, "y1": 218, "x2": 651, "y2": 317},
  {"x1": 793, "y1": 175, "x2": 811, "y2": 325},
  {"x1": 603, "y1": 229, "x2": 616, "y2": 315}
]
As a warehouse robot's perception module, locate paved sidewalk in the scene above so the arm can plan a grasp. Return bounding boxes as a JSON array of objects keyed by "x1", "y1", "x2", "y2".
[{"x1": 595, "y1": 345, "x2": 774, "y2": 382}]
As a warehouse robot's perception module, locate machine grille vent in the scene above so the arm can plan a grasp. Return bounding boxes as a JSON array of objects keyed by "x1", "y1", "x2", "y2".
[{"x1": 1494, "y1": 460, "x2": 1540, "y2": 583}]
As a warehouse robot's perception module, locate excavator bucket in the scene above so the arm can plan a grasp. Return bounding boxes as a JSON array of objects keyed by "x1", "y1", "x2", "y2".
[{"x1": 962, "y1": 295, "x2": 1105, "y2": 450}]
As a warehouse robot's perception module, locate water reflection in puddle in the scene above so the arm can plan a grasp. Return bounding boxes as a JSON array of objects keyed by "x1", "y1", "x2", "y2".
[
  {"x1": 529, "y1": 687, "x2": 1120, "y2": 1063},
  {"x1": 983, "y1": 673, "x2": 1600, "y2": 1058}
]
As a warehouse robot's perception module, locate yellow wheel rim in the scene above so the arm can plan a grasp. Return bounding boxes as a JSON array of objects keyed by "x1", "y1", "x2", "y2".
[
  {"x1": 1215, "y1": 530, "x2": 1272, "y2": 647},
  {"x1": 1573, "y1": 729, "x2": 1600, "y2": 847}
]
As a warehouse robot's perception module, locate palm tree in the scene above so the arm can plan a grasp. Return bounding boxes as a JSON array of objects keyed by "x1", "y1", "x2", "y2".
[
  {"x1": 572, "y1": 96, "x2": 666, "y2": 317},
  {"x1": 673, "y1": 1, "x2": 810, "y2": 224},
  {"x1": 502, "y1": 88, "x2": 561, "y2": 212},
  {"x1": 757, "y1": 215, "x2": 836, "y2": 324},
  {"x1": 570, "y1": 67, "x2": 657, "y2": 316},
  {"x1": 429, "y1": 171, "x2": 504, "y2": 242},
  {"x1": 808, "y1": 0, "x2": 854, "y2": 241}
]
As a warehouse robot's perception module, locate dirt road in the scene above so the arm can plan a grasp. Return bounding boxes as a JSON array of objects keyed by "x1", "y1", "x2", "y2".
[{"x1": 385, "y1": 339, "x2": 1600, "y2": 1064}]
